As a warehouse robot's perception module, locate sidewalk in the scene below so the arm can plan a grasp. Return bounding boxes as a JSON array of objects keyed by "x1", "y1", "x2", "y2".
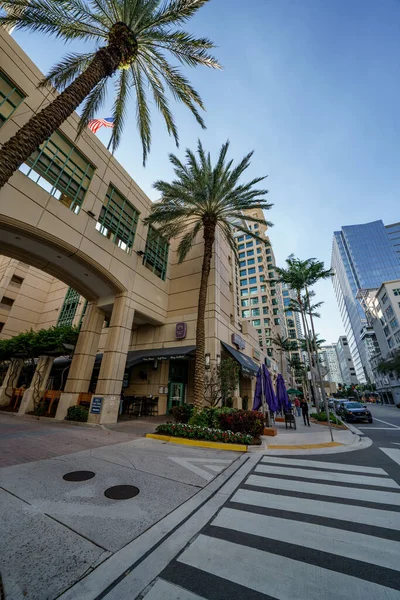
[{"x1": 261, "y1": 415, "x2": 371, "y2": 455}]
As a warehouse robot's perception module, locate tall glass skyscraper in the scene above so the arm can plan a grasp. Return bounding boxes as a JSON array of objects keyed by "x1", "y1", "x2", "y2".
[
  {"x1": 386, "y1": 222, "x2": 400, "y2": 262},
  {"x1": 331, "y1": 220, "x2": 400, "y2": 383}
]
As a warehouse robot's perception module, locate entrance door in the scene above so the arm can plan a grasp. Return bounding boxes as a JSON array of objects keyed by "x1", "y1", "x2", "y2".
[
  {"x1": 168, "y1": 382, "x2": 185, "y2": 412},
  {"x1": 168, "y1": 360, "x2": 188, "y2": 412}
]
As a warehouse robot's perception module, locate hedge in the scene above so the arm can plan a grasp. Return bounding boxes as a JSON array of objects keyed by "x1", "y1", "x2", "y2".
[{"x1": 155, "y1": 422, "x2": 252, "y2": 445}]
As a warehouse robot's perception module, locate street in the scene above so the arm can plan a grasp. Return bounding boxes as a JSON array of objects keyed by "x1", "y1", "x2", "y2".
[{"x1": 102, "y1": 405, "x2": 400, "y2": 600}]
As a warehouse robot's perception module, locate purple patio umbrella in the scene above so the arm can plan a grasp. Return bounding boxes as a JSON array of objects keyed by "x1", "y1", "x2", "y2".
[
  {"x1": 263, "y1": 364, "x2": 279, "y2": 413},
  {"x1": 252, "y1": 367, "x2": 263, "y2": 411},
  {"x1": 276, "y1": 373, "x2": 290, "y2": 413},
  {"x1": 253, "y1": 367, "x2": 262, "y2": 410}
]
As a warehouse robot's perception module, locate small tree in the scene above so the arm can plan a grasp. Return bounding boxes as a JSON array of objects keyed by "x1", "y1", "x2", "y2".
[{"x1": 220, "y1": 358, "x2": 240, "y2": 406}]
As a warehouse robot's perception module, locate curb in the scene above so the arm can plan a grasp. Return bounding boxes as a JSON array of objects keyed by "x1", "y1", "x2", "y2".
[
  {"x1": 267, "y1": 441, "x2": 344, "y2": 450},
  {"x1": 145, "y1": 433, "x2": 247, "y2": 452}
]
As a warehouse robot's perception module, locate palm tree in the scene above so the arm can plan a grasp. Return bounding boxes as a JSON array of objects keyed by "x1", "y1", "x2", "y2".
[
  {"x1": 0, "y1": 0, "x2": 220, "y2": 189},
  {"x1": 377, "y1": 351, "x2": 400, "y2": 377},
  {"x1": 144, "y1": 140, "x2": 272, "y2": 408},
  {"x1": 274, "y1": 257, "x2": 320, "y2": 408},
  {"x1": 272, "y1": 334, "x2": 297, "y2": 377}
]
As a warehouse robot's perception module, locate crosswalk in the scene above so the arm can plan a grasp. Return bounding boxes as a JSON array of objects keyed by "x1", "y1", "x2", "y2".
[{"x1": 143, "y1": 455, "x2": 400, "y2": 600}]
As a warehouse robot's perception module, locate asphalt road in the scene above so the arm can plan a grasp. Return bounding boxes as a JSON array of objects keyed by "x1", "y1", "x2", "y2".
[{"x1": 129, "y1": 405, "x2": 400, "y2": 600}]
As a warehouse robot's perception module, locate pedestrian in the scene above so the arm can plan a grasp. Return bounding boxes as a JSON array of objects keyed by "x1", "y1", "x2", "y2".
[
  {"x1": 294, "y1": 397, "x2": 301, "y2": 417},
  {"x1": 300, "y1": 398, "x2": 310, "y2": 426}
]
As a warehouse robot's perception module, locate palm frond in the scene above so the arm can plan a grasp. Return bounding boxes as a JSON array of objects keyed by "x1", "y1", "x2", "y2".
[
  {"x1": 40, "y1": 52, "x2": 96, "y2": 90},
  {"x1": 76, "y1": 76, "x2": 109, "y2": 137},
  {"x1": 130, "y1": 62, "x2": 151, "y2": 165}
]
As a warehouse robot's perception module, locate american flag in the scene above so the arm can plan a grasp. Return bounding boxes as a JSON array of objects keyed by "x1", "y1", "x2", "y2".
[{"x1": 87, "y1": 117, "x2": 114, "y2": 134}]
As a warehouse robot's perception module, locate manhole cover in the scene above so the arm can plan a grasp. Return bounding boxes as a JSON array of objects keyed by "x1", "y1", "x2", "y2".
[
  {"x1": 63, "y1": 471, "x2": 95, "y2": 482},
  {"x1": 104, "y1": 485, "x2": 139, "y2": 500}
]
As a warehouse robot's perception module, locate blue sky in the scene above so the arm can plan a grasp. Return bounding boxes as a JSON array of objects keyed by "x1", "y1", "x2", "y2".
[{"x1": 13, "y1": 0, "x2": 400, "y2": 344}]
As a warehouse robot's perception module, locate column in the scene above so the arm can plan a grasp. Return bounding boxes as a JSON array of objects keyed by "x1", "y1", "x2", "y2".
[
  {"x1": 18, "y1": 355, "x2": 54, "y2": 415},
  {"x1": 55, "y1": 302, "x2": 105, "y2": 420},
  {"x1": 0, "y1": 358, "x2": 24, "y2": 406},
  {"x1": 89, "y1": 293, "x2": 134, "y2": 424}
]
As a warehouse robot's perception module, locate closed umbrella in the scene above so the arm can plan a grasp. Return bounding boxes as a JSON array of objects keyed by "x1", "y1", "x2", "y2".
[
  {"x1": 276, "y1": 374, "x2": 290, "y2": 412},
  {"x1": 252, "y1": 367, "x2": 262, "y2": 411},
  {"x1": 263, "y1": 364, "x2": 278, "y2": 413}
]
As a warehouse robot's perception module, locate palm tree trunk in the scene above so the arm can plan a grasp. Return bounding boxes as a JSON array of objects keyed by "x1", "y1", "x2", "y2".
[
  {"x1": 0, "y1": 46, "x2": 122, "y2": 190},
  {"x1": 297, "y1": 292, "x2": 319, "y2": 410},
  {"x1": 306, "y1": 287, "x2": 334, "y2": 441},
  {"x1": 193, "y1": 222, "x2": 216, "y2": 409}
]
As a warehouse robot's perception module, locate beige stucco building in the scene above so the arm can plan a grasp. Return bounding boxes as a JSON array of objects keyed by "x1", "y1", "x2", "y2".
[{"x1": 0, "y1": 29, "x2": 267, "y2": 423}]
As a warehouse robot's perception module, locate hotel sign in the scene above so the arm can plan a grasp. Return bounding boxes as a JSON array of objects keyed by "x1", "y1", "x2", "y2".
[
  {"x1": 175, "y1": 322, "x2": 187, "y2": 339},
  {"x1": 231, "y1": 333, "x2": 245, "y2": 350}
]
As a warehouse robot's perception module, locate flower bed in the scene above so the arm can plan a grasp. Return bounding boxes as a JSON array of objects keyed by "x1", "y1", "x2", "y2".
[{"x1": 155, "y1": 422, "x2": 252, "y2": 445}]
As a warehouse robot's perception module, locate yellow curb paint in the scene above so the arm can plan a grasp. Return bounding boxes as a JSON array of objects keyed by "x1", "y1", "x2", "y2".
[
  {"x1": 267, "y1": 442, "x2": 344, "y2": 450},
  {"x1": 145, "y1": 433, "x2": 247, "y2": 452}
]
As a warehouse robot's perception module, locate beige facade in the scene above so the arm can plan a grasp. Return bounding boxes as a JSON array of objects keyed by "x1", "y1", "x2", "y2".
[{"x1": 0, "y1": 30, "x2": 265, "y2": 422}]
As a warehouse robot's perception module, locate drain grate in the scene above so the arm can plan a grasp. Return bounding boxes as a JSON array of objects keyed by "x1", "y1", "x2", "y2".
[
  {"x1": 104, "y1": 485, "x2": 139, "y2": 500},
  {"x1": 63, "y1": 471, "x2": 95, "y2": 482}
]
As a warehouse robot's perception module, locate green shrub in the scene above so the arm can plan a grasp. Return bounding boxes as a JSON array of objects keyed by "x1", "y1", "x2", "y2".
[
  {"x1": 189, "y1": 408, "x2": 211, "y2": 427},
  {"x1": 155, "y1": 422, "x2": 252, "y2": 445},
  {"x1": 66, "y1": 405, "x2": 89, "y2": 422},
  {"x1": 171, "y1": 404, "x2": 193, "y2": 423},
  {"x1": 219, "y1": 410, "x2": 264, "y2": 437},
  {"x1": 310, "y1": 411, "x2": 341, "y2": 425}
]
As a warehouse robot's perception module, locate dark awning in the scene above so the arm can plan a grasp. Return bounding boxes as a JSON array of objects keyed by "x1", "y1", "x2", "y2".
[
  {"x1": 221, "y1": 342, "x2": 260, "y2": 378},
  {"x1": 125, "y1": 345, "x2": 196, "y2": 369}
]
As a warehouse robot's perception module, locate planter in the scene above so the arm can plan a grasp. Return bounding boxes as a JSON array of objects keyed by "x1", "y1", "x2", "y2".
[
  {"x1": 263, "y1": 427, "x2": 277, "y2": 436},
  {"x1": 275, "y1": 417, "x2": 285, "y2": 422}
]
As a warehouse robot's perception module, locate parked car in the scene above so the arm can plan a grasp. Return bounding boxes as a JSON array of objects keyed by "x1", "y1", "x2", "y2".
[
  {"x1": 334, "y1": 399, "x2": 349, "y2": 413},
  {"x1": 337, "y1": 401, "x2": 373, "y2": 423},
  {"x1": 318, "y1": 398, "x2": 335, "y2": 411}
]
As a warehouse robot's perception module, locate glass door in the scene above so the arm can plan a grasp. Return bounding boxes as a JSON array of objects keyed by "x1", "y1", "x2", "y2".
[{"x1": 168, "y1": 382, "x2": 185, "y2": 412}]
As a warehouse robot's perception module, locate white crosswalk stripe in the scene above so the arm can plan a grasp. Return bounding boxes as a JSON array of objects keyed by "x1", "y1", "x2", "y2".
[{"x1": 152, "y1": 456, "x2": 400, "y2": 600}]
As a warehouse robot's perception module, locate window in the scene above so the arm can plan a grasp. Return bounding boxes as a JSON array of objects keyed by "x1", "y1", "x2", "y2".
[
  {"x1": 241, "y1": 299, "x2": 249, "y2": 307},
  {"x1": 250, "y1": 287, "x2": 258, "y2": 295},
  {"x1": 0, "y1": 71, "x2": 25, "y2": 126},
  {"x1": 249, "y1": 276, "x2": 257, "y2": 284},
  {"x1": 247, "y1": 250, "x2": 254, "y2": 257},
  {"x1": 239, "y1": 261, "x2": 246, "y2": 268},
  {"x1": 242, "y1": 309, "x2": 250, "y2": 318},
  {"x1": 238, "y1": 244, "x2": 244, "y2": 250},
  {"x1": 246, "y1": 234, "x2": 252, "y2": 239},
  {"x1": 0, "y1": 322, "x2": 4, "y2": 333},
  {"x1": 274, "y1": 318, "x2": 280, "y2": 325},
  {"x1": 10, "y1": 275, "x2": 24, "y2": 286},
  {"x1": 381, "y1": 293, "x2": 388, "y2": 304},
  {"x1": 257, "y1": 247, "x2": 261, "y2": 254},
  {"x1": 0, "y1": 296, "x2": 14, "y2": 308},
  {"x1": 239, "y1": 252, "x2": 245, "y2": 259},
  {"x1": 260, "y1": 285, "x2": 266, "y2": 292},
  {"x1": 237, "y1": 236, "x2": 244, "y2": 242},
  {"x1": 393, "y1": 288, "x2": 400, "y2": 296},
  {"x1": 252, "y1": 319, "x2": 261, "y2": 327},
  {"x1": 265, "y1": 328, "x2": 271, "y2": 336},
  {"x1": 289, "y1": 329, "x2": 296, "y2": 339},
  {"x1": 251, "y1": 308, "x2": 260, "y2": 316},
  {"x1": 257, "y1": 328, "x2": 262, "y2": 334},
  {"x1": 386, "y1": 306, "x2": 394, "y2": 320},
  {"x1": 267, "y1": 348, "x2": 273, "y2": 356},
  {"x1": 272, "y1": 297, "x2": 278, "y2": 305},
  {"x1": 264, "y1": 317, "x2": 270, "y2": 325},
  {"x1": 21, "y1": 130, "x2": 94, "y2": 213},
  {"x1": 268, "y1": 271, "x2": 274, "y2": 279},
  {"x1": 267, "y1": 256, "x2": 272, "y2": 262},
  {"x1": 258, "y1": 266, "x2": 263, "y2": 273},
  {"x1": 287, "y1": 319, "x2": 295, "y2": 328},
  {"x1": 261, "y1": 296, "x2": 267, "y2": 304},
  {"x1": 258, "y1": 257, "x2": 263, "y2": 263},
  {"x1": 57, "y1": 287, "x2": 80, "y2": 326},
  {"x1": 394, "y1": 330, "x2": 400, "y2": 344},
  {"x1": 96, "y1": 185, "x2": 139, "y2": 253},
  {"x1": 241, "y1": 288, "x2": 249, "y2": 296},
  {"x1": 286, "y1": 310, "x2": 293, "y2": 316},
  {"x1": 388, "y1": 337, "x2": 394, "y2": 348},
  {"x1": 254, "y1": 224, "x2": 259, "y2": 230},
  {"x1": 266, "y1": 248, "x2": 271, "y2": 254},
  {"x1": 247, "y1": 258, "x2": 255, "y2": 266},
  {"x1": 143, "y1": 227, "x2": 169, "y2": 280},
  {"x1": 260, "y1": 275, "x2": 265, "y2": 282},
  {"x1": 273, "y1": 308, "x2": 279, "y2": 315},
  {"x1": 240, "y1": 269, "x2": 246, "y2": 277},
  {"x1": 240, "y1": 279, "x2": 248, "y2": 286},
  {"x1": 246, "y1": 241, "x2": 253, "y2": 248},
  {"x1": 390, "y1": 317, "x2": 399, "y2": 331},
  {"x1": 251, "y1": 297, "x2": 259, "y2": 305},
  {"x1": 248, "y1": 267, "x2": 256, "y2": 275},
  {"x1": 263, "y1": 307, "x2": 268, "y2": 315}
]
